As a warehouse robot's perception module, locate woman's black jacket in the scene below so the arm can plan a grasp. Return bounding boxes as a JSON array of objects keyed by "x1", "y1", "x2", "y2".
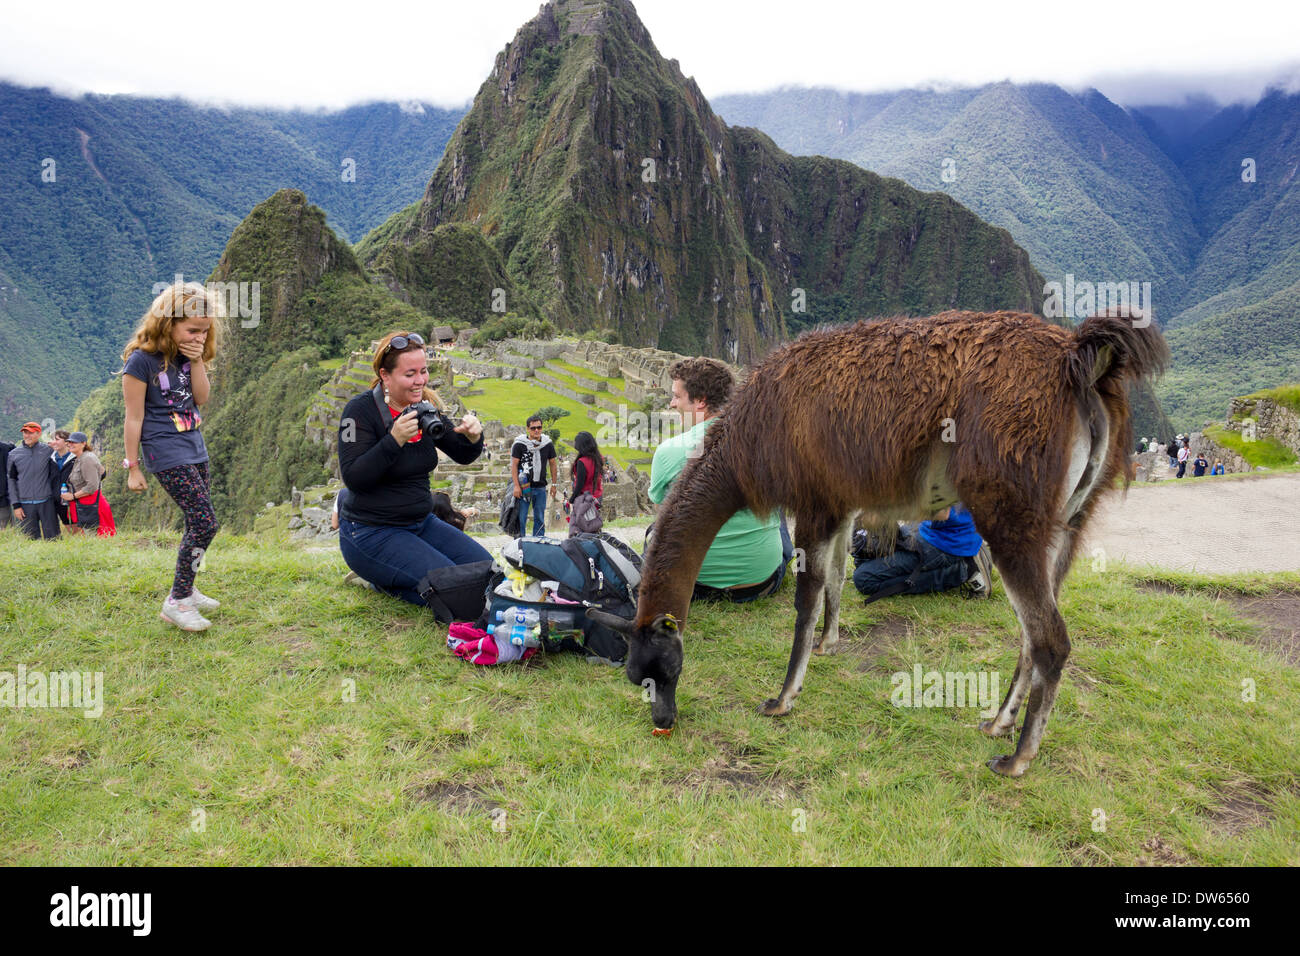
[{"x1": 338, "y1": 388, "x2": 483, "y2": 526}]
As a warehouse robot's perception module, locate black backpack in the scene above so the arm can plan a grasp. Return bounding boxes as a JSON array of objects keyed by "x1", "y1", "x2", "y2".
[
  {"x1": 498, "y1": 487, "x2": 521, "y2": 536},
  {"x1": 477, "y1": 533, "x2": 642, "y2": 662}
]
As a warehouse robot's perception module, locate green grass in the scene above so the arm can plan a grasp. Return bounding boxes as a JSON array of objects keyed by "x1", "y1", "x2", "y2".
[
  {"x1": 2, "y1": 528, "x2": 1297, "y2": 864},
  {"x1": 316, "y1": 357, "x2": 347, "y2": 371},
  {"x1": 1204, "y1": 424, "x2": 1299, "y2": 469}
]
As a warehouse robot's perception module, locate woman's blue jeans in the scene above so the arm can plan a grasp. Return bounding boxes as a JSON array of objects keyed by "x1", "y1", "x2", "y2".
[{"x1": 339, "y1": 511, "x2": 491, "y2": 607}]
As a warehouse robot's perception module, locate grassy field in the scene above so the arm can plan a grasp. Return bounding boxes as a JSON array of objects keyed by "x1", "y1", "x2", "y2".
[{"x1": 2, "y1": 527, "x2": 1296, "y2": 865}]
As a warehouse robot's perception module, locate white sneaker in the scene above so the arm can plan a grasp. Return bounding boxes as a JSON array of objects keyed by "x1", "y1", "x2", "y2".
[
  {"x1": 161, "y1": 595, "x2": 211, "y2": 631},
  {"x1": 343, "y1": 570, "x2": 374, "y2": 589},
  {"x1": 187, "y1": 587, "x2": 220, "y2": 612}
]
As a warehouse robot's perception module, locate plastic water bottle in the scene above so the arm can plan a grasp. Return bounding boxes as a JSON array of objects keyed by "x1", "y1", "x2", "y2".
[
  {"x1": 540, "y1": 609, "x2": 580, "y2": 635},
  {"x1": 488, "y1": 622, "x2": 541, "y2": 649},
  {"x1": 495, "y1": 607, "x2": 541, "y2": 629}
]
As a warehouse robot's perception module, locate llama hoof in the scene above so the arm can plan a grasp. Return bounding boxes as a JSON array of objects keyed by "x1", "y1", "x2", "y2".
[
  {"x1": 986, "y1": 755, "x2": 1027, "y2": 777},
  {"x1": 978, "y1": 719, "x2": 1013, "y2": 738},
  {"x1": 813, "y1": 643, "x2": 836, "y2": 656},
  {"x1": 759, "y1": 698, "x2": 791, "y2": 717}
]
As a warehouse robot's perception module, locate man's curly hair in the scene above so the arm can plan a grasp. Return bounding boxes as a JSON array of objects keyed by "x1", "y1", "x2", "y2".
[{"x1": 669, "y1": 357, "x2": 734, "y2": 412}]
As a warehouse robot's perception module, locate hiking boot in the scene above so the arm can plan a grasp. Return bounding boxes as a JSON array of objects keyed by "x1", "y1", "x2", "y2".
[
  {"x1": 160, "y1": 595, "x2": 211, "y2": 631},
  {"x1": 187, "y1": 587, "x2": 220, "y2": 612},
  {"x1": 963, "y1": 544, "x2": 993, "y2": 598}
]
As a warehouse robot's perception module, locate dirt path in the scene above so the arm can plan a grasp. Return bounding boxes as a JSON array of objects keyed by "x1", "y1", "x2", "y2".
[{"x1": 1083, "y1": 472, "x2": 1300, "y2": 574}]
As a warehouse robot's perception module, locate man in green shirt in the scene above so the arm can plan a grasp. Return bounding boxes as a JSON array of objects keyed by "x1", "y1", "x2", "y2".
[{"x1": 648, "y1": 358, "x2": 793, "y2": 602}]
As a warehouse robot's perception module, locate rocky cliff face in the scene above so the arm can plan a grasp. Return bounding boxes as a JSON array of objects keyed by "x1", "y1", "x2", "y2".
[{"x1": 366, "y1": 0, "x2": 1043, "y2": 363}]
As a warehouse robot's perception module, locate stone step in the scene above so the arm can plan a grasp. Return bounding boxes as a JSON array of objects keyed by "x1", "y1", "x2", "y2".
[{"x1": 543, "y1": 361, "x2": 608, "y2": 392}]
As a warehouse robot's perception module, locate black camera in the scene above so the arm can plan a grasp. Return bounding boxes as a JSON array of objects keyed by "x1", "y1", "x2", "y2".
[{"x1": 403, "y1": 401, "x2": 452, "y2": 440}]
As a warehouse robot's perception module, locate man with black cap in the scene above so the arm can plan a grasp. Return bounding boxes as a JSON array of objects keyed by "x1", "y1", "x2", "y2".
[{"x1": 6, "y1": 422, "x2": 60, "y2": 540}]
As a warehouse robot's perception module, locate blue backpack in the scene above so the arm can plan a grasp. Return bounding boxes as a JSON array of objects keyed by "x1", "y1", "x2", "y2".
[{"x1": 479, "y1": 533, "x2": 642, "y2": 662}]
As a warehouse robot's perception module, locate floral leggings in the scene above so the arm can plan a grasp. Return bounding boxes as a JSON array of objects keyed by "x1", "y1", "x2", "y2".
[{"x1": 155, "y1": 462, "x2": 219, "y2": 600}]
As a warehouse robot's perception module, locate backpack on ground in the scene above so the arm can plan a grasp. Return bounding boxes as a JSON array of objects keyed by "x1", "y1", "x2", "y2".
[
  {"x1": 568, "y1": 491, "x2": 603, "y2": 536},
  {"x1": 481, "y1": 532, "x2": 643, "y2": 662},
  {"x1": 418, "y1": 560, "x2": 497, "y2": 624},
  {"x1": 498, "y1": 486, "x2": 521, "y2": 536}
]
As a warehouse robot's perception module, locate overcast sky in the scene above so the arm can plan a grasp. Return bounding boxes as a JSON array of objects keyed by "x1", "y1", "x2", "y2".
[{"x1": 3, "y1": 0, "x2": 1297, "y2": 110}]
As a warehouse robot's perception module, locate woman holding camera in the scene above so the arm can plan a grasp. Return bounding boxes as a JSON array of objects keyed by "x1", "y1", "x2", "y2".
[{"x1": 337, "y1": 331, "x2": 491, "y2": 606}]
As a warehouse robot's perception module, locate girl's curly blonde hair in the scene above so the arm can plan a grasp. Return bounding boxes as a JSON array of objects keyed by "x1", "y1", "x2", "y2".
[{"x1": 122, "y1": 281, "x2": 226, "y2": 372}]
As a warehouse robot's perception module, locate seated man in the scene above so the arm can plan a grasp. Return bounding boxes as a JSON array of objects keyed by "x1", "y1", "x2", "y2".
[
  {"x1": 649, "y1": 357, "x2": 793, "y2": 603},
  {"x1": 852, "y1": 504, "x2": 992, "y2": 601}
]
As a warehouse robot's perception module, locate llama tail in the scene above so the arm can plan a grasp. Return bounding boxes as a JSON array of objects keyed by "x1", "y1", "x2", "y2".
[
  {"x1": 1068, "y1": 312, "x2": 1170, "y2": 394},
  {"x1": 1068, "y1": 313, "x2": 1170, "y2": 493}
]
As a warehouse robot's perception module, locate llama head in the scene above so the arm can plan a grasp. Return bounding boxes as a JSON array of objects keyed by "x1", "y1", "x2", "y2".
[{"x1": 587, "y1": 609, "x2": 683, "y2": 730}]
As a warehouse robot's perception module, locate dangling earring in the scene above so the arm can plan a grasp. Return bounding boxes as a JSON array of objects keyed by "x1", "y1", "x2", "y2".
[{"x1": 383, "y1": 382, "x2": 390, "y2": 405}]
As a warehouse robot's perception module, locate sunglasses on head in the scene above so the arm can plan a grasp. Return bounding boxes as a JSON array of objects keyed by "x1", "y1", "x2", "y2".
[{"x1": 384, "y1": 333, "x2": 425, "y2": 355}]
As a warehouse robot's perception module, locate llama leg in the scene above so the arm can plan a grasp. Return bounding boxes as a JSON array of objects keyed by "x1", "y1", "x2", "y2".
[
  {"x1": 815, "y1": 516, "x2": 854, "y2": 655},
  {"x1": 977, "y1": 554, "x2": 1032, "y2": 738},
  {"x1": 986, "y1": 563, "x2": 1070, "y2": 777},
  {"x1": 1050, "y1": 525, "x2": 1079, "y2": 600},
  {"x1": 761, "y1": 530, "x2": 828, "y2": 717},
  {"x1": 979, "y1": 641, "x2": 1029, "y2": 739}
]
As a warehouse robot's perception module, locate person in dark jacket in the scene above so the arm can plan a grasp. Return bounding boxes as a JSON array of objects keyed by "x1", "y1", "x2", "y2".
[
  {"x1": 853, "y1": 504, "x2": 991, "y2": 600},
  {"x1": 337, "y1": 331, "x2": 491, "y2": 607},
  {"x1": 1192, "y1": 452, "x2": 1208, "y2": 477},
  {"x1": 0, "y1": 438, "x2": 13, "y2": 529},
  {"x1": 7, "y1": 422, "x2": 59, "y2": 539},
  {"x1": 50, "y1": 429, "x2": 75, "y2": 525}
]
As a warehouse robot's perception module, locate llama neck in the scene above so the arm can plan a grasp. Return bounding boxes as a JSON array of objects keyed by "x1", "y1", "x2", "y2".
[{"x1": 638, "y1": 449, "x2": 744, "y2": 626}]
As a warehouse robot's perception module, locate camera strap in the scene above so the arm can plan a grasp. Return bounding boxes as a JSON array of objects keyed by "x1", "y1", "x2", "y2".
[{"x1": 372, "y1": 385, "x2": 394, "y2": 433}]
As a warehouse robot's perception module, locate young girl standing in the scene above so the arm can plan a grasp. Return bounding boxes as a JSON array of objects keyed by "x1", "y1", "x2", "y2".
[{"x1": 122, "y1": 281, "x2": 224, "y2": 631}]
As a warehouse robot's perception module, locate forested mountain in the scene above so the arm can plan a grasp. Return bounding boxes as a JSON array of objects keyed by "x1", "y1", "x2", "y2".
[
  {"x1": 0, "y1": 84, "x2": 461, "y2": 436},
  {"x1": 362, "y1": 0, "x2": 1043, "y2": 364},
  {"x1": 715, "y1": 85, "x2": 1300, "y2": 428}
]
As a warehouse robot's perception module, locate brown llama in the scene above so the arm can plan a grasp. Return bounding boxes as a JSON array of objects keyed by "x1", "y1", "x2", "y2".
[{"x1": 589, "y1": 310, "x2": 1168, "y2": 776}]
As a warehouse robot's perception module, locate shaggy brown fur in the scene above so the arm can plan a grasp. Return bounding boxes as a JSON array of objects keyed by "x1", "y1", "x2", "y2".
[{"x1": 593, "y1": 310, "x2": 1168, "y2": 776}]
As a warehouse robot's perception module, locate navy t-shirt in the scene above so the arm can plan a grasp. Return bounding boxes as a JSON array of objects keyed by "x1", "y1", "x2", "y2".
[
  {"x1": 917, "y1": 504, "x2": 983, "y2": 557},
  {"x1": 122, "y1": 350, "x2": 209, "y2": 473}
]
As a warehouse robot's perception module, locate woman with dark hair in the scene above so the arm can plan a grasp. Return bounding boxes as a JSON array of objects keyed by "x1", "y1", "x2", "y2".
[
  {"x1": 568, "y1": 432, "x2": 604, "y2": 506},
  {"x1": 564, "y1": 431, "x2": 604, "y2": 535},
  {"x1": 336, "y1": 331, "x2": 490, "y2": 606},
  {"x1": 431, "y1": 492, "x2": 478, "y2": 532}
]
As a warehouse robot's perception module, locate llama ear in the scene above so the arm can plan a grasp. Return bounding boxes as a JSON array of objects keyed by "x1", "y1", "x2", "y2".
[
  {"x1": 652, "y1": 613, "x2": 680, "y2": 633},
  {"x1": 1089, "y1": 343, "x2": 1115, "y2": 385}
]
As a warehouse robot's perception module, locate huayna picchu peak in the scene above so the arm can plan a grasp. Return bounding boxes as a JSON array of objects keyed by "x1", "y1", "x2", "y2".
[{"x1": 362, "y1": 0, "x2": 1042, "y2": 363}]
